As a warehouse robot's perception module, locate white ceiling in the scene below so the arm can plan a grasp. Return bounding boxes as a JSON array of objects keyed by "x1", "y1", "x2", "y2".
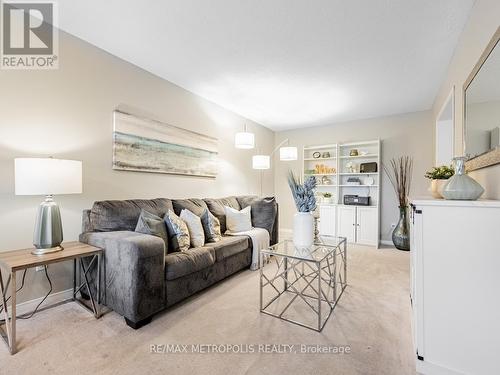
[{"x1": 58, "y1": 0, "x2": 474, "y2": 131}]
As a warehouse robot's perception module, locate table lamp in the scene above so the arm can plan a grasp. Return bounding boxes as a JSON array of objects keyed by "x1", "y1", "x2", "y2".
[{"x1": 15, "y1": 158, "x2": 82, "y2": 255}]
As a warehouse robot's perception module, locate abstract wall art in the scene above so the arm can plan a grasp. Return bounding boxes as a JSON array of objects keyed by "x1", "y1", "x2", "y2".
[{"x1": 112, "y1": 111, "x2": 218, "y2": 177}]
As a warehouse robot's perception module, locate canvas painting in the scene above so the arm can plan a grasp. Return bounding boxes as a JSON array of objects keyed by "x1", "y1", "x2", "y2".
[{"x1": 112, "y1": 111, "x2": 218, "y2": 177}]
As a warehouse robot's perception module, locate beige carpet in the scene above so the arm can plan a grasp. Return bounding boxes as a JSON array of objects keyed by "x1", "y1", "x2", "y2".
[{"x1": 0, "y1": 245, "x2": 415, "y2": 375}]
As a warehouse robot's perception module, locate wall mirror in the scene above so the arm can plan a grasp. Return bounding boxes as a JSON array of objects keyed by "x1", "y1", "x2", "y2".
[{"x1": 464, "y1": 27, "x2": 500, "y2": 171}]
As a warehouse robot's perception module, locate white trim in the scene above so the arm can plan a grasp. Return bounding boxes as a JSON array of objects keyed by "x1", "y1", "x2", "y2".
[
  {"x1": 13, "y1": 288, "x2": 73, "y2": 317},
  {"x1": 417, "y1": 359, "x2": 466, "y2": 375},
  {"x1": 380, "y1": 240, "x2": 395, "y2": 246}
]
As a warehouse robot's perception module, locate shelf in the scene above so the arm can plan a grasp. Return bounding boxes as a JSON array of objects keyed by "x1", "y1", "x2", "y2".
[
  {"x1": 337, "y1": 204, "x2": 378, "y2": 208},
  {"x1": 339, "y1": 184, "x2": 378, "y2": 187},
  {"x1": 316, "y1": 184, "x2": 337, "y2": 187},
  {"x1": 304, "y1": 144, "x2": 337, "y2": 150},
  {"x1": 305, "y1": 173, "x2": 337, "y2": 176},
  {"x1": 339, "y1": 154, "x2": 378, "y2": 159},
  {"x1": 339, "y1": 172, "x2": 378, "y2": 175},
  {"x1": 304, "y1": 157, "x2": 336, "y2": 161},
  {"x1": 339, "y1": 140, "x2": 379, "y2": 147}
]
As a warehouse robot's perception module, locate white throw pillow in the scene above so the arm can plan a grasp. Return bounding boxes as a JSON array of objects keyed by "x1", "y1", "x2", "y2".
[
  {"x1": 180, "y1": 209, "x2": 205, "y2": 248},
  {"x1": 224, "y1": 206, "x2": 252, "y2": 233}
]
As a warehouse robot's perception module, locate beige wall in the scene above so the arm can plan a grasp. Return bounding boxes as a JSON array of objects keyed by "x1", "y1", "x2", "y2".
[
  {"x1": 432, "y1": 0, "x2": 500, "y2": 199},
  {"x1": 274, "y1": 111, "x2": 433, "y2": 242},
  {"x1": 0, "y1": 31, "x2": 274, "y2": 303}
]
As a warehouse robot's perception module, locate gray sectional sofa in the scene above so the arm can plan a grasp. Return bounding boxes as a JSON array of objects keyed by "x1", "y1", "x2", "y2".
[{"x1": 79, "y1": 195, "x2": 278, "y2": 329}]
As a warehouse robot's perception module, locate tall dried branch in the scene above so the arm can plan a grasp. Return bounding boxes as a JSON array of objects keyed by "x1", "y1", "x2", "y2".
[{"x1": 383, "y1": 156, "x2": 413, "y2": 208}]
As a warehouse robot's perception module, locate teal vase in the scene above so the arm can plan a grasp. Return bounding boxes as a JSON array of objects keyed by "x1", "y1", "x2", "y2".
[{"x1": 442, "y1": 157, "x2": 484, "y2": 200}]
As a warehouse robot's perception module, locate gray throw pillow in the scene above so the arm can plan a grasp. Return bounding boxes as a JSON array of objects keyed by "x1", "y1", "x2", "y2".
[
  {"x1": 164, "y1": 209, "x2": 190, "y2": 252},
  {"x1": 135, "y1": 209, "x2": 168, "y2": 251},
  {"x1": 200, "y1": 208, "x2": 222, "y2": 242},
  {"x1": 236, "y1": 196, "x2": 278, "y2": 238}
]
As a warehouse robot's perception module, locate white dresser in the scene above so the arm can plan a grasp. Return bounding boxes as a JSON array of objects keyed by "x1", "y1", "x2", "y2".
[{"x1": 410, "y1": 198, "x2": 500, "y2": 375}]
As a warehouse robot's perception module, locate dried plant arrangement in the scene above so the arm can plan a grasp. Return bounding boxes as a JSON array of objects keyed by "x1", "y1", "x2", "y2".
[
  {"x1": 383, "y1": 156, "x2": 413, "y2": 208},
  {"x1": 287, "y1": 170, "x2": 317, "y2": 212}
]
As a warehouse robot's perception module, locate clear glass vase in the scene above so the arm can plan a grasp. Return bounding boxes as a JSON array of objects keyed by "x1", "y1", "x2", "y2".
[
  {"x1": 392, "y1": 206, "x2": 410, "y2": 251},
  {"x1": 442, "y1": 157, "x2": 484, "y2": 200}
]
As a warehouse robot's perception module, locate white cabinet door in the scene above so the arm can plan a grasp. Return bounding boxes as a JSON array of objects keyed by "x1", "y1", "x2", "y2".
[
  {"x1": 411, "y1": 205, "x2": 424, "y2": 359},
  {"x1": 356, "y1": 207, "x2": 378, "y2": 246},
  {"x1": 319, "y1": 205, "x2": 336, "y2": 236},
  {"x1": 338, "y1": 206, "x2": 356, "y2": 243}
]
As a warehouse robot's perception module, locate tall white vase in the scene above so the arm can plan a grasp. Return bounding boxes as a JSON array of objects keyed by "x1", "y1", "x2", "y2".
[{"x1": 293, "y1": 211, "x2": 314, "y2": 247}]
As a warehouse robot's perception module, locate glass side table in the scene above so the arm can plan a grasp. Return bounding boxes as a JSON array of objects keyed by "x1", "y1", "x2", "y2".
[{"x1": 260, "y1": 236, "x2": 347, "y2": 332}]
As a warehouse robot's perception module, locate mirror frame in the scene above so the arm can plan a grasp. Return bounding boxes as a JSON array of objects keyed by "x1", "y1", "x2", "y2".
[{"x1": 464, "y1": 26, "x2": 500, "y2": 172}]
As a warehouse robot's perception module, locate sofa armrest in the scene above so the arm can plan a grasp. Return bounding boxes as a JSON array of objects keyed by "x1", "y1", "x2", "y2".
[
  {"x1": 81, "y1": 209, "x2": 92, "y2": 233},
  {"x1": 79, "y1": 231, "x2": 165, "y2": 323}
]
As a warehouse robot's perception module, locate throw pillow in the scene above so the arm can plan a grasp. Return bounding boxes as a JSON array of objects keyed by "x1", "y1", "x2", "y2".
[
  {"x1": 164, "y1": 209, "x2": 190, "y2": 252},
  {"x1": 200, "y1": 208, "x2": 222, "y2": 242},
  {"x1": 224, "y1": 205, "x2": 252, "y2": 233},
  {"x1": 180, "y1": 209, "x2": 205, "y2": 248},
  {"x1": 236, "y1": 196, "x2": 278, "y2": 240},
  {"x1": 135, "y1": 209, "x2": 169, "y2": 251}
]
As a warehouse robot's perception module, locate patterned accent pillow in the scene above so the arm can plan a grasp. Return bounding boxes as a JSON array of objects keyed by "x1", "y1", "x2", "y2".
[
  {"x1": 200, "y1": 208, "x2": 222, "y2": 242},
  {"x1": 164, "y1": 209, "x2": 190, "y2": 252},
  {"x1": 134, "y1": 209, "x2": 168, "y2": 251},
  {"x1": 224, "y1": 205, "x2": 252, "y2": 233},
  {"x1": 180, "y1": 209, "x2": 205, "y2": 248}
]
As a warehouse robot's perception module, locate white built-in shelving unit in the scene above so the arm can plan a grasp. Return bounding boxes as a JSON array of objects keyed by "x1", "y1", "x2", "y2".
[{"x1": 302, "y1": 139, "x2": 381, "y2": 247}]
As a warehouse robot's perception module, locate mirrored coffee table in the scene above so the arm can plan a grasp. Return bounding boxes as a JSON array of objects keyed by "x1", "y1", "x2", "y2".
[{"x1": 259, "y1": 236, "x2": 347, "y2": 331}]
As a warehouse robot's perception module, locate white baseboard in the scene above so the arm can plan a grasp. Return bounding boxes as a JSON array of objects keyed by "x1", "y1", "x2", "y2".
[
  {"x1": 13, "y1": 288, "x2": 73, "y2": 317},
  {"x1": 380, "y1": 240, "x2": 395, "y2": 247},
  {"x1": 417, "y1": 359, "x2": 465, "y2": 375},
  {"x1": 282, "y1": 228, "x2": 394, "y2": 248}
]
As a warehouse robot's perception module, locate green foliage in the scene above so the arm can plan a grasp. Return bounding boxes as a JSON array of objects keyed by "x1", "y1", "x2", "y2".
[{"x1": 425, "y1": 165, "x2": 454, "y2": 180}]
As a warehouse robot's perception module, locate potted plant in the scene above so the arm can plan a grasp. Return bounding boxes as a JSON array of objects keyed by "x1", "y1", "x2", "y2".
[
  {"x1": 322, "y1": 192, "x2": 333, "y2": 204},
  {"x1": 383, "y1": 156, "x2": 413, "y2": 251},
  {"x1": 424, "y1": 165, "x2": 454, "y2": 199},
  {"x1": 287, "y1": 170, "x2": 317, "y2": 247}
]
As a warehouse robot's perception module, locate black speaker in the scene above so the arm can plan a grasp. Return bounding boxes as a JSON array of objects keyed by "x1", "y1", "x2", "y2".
[{"x1": 360, "y1": 162, "x2": 377, "y2": 173}]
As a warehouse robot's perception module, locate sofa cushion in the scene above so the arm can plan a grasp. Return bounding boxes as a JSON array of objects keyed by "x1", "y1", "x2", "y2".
[
  {"x1": 203, "y1": 196, "x2": 241, "y2": 233},
  {"x1": 172, "y1": 198, "x2": 208, "y2": 217},
  {"x1": 236, "y1": 196, "x2": 278, "y2": 239},
  {"x1": 90, "y1": 198, "x2": 173, "y2": 232},
  {"x1": 165, "y1": 247, "x2": 215, "y2": 280},
  {"x1": 206, "y1": 235, "x2": 250, "y2": 262}
]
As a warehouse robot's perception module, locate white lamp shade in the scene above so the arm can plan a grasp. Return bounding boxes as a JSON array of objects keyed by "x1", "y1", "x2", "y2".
[
  {"x1": 252, "y1": 155, "x2": 270, "y2": 170},
  {"x1": 15, "y1": 158, "x2": 82, "y2": 196},
  {"x1": 279, "y1": 146, "x2": 298, "y2": 161},
  {"x1": 235, "y1": 132, "x2": 255, "y2": 149}
]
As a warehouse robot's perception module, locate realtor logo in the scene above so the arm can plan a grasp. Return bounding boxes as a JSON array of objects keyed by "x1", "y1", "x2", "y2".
[{"x1": 1, "y1": 1, "x2": 58, "y2": 69}]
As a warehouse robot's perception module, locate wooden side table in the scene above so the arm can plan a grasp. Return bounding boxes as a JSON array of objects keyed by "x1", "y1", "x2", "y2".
[{"x1": 0, "y1": 241, "x2": 103, "y2": 354}]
